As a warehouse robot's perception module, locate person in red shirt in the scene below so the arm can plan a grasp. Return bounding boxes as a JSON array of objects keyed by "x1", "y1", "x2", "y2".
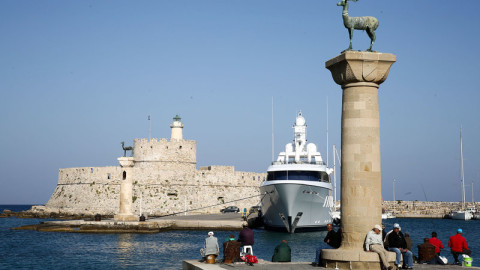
[
  {"x1": 429, "y1": 232, "x2": 444, "y2": 255},
  {"x1": 448, "y1": 228, "x2": 472, "y2": 265}
]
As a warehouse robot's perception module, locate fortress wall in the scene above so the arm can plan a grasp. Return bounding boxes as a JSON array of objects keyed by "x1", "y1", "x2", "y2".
[
  {"x1": 46, "y1": 163, "x2": 266, "y2": 216},
  {"x1": 45, "y1": 180, "x2": 121, "y2": 215},
  {"x1": 134, "y1": 138, "x2": 196, "y2": 164},
  {"x1": 131, "y1": 185, "x2": 262, "y2": 216},
  {"x1": 58, "y1": 166, "x2": 122, "y2": 185}
]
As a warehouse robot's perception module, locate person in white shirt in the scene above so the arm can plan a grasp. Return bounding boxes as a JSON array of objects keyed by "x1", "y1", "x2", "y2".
[{"x1": 365, "y1": 224, "x2": 393, "y2": 270}]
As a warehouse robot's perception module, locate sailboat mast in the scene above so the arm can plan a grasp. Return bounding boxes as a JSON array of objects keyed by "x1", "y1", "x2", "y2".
[{"x1": 460, "y1": 127, "x2": 465, "y2": 210}]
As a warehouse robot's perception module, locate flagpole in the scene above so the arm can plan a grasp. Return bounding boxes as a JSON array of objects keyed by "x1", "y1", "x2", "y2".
[{"x1": 148, "y1": 115, "x2": 151, "y2": 141}]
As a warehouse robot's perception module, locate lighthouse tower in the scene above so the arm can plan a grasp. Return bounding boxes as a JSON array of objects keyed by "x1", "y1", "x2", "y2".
[{"x1": 170, "y1": 115, "x2": 184, "y2": 141}]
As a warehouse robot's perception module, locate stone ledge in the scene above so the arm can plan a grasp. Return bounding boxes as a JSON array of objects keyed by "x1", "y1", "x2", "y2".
[{"x1": 322, "y1": 249, "x2": 396, "y2": 269}]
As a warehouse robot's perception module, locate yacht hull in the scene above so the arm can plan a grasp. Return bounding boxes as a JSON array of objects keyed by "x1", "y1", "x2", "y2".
[
  {"x1": 260, "y1": 180, "x2": 332, "y2": 232},
  {"x1": 451, "y1": 211, "x2": 473, "y2": 220}
]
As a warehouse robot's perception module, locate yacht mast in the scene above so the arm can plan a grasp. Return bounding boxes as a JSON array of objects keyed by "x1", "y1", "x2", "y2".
[
  {"x1": 333, "y1": 144, "x2": 336, "y2": 205},
  {"x1": 326, "y1": 97, "x2": 329, "y2": 167},
  {"x1": 271, "y1": 96, "x2": 275, "y2": 162}
]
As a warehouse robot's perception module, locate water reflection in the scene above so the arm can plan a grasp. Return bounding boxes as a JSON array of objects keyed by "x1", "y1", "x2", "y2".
[{"x1": 117, "y1": 234, "x2": 135, "y2": 266}]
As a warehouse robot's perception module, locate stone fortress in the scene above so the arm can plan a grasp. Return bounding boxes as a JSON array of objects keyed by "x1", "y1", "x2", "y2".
[{"x1": 44, "y1": 116, "x2": 265, "y2": 216}]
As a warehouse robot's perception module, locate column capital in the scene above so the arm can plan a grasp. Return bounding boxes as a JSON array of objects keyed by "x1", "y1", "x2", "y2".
[
  {"x1": 326, "y1": 51, "x2": 396, "y2": 87},
  {"x1": 118, "y1": 157, "x2": 135, "y2": 167}
]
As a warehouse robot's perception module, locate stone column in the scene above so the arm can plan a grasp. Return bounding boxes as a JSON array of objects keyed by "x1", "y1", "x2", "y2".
[
  {"x1": 114, "y1": 157, "x2": 138, "y2": 222},
  {"x1": 322, "y1": 51, "x2": 396, "y2": 269}
]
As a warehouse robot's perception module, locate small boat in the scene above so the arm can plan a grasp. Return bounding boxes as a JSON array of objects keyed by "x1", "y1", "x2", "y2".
[
  {"x1": 382, "y1": 211, "x2": 396, "y2": 219},
  {"x1": 260, "y1": 112, "x2": 334, "y2": 233}
]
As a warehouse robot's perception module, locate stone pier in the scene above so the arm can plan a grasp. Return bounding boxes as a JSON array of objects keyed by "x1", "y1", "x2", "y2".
[
  {"x1": 114, "y1": 157, "x2": 138, "y2": 221},
  {"x1": 322, "y1": 51, "x2": 396, "y2": 269}
]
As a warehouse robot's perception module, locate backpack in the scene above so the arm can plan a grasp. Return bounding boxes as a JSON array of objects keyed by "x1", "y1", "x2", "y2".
[{"x1": 244, "y1": 254, "x2": 258, "y2": 265}]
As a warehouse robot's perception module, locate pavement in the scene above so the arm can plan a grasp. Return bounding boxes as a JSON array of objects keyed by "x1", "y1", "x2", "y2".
[{"x1": 183, "y1": 260, "x2": 480, "y2": 270}]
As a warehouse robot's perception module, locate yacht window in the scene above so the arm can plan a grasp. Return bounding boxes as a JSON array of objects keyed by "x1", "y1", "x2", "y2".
[{"x1": 267, "y1": 171, "x2": 329, "y2": 182}]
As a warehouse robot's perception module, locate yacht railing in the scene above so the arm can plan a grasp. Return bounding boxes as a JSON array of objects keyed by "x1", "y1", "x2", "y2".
[{"x1": 271, "y1": 160, "x2": 325, "y2": 165}]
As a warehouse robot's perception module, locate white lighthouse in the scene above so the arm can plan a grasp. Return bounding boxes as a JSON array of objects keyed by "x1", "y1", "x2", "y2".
[{"x1": 170, "y1": 115, "x2": 184, "y2": 141}]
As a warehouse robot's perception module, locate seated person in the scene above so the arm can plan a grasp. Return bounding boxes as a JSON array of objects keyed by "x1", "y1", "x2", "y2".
[
  {"x1": 365, "y1": 224, "x2": 393, "y2": 270},
  {"x1": 417, "y1": 238, "x2": 435, "y2": 263},
  {"x1": 200, "y1": 231, "x2": 219, "y2": 261},
  {"x1": 428, "y1": 232, "x2": 444, "y2": 255},
  {"x1": 314, "y1": 224, "x2": 341, "y2": 266},
  {"x1": 238, "y1": 222, "x2": 254, "y2": 246},
  {"x1": 223, "y1": 234, "x2": 241, "y2": 263},
  {"x1": 272, "y1": 240, "x2": 291, "y2": 262},
  {"x1": 448, "y1": 228, "x2": 472, "y2": 265},
  {"x1": 387, "y1": 223, "x2": 414, "y2": 269}
]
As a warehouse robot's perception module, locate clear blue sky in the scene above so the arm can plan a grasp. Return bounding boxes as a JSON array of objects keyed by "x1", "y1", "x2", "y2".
[{"x1": 1, "y1": 1, "x2": 479, "y2": 204}]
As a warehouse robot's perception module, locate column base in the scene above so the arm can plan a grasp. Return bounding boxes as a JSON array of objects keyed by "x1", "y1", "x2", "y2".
[
  {"x1": 114, "y1": 214, "x2": 138, "y2": 222},
  {"x1": 321, "y1": 249, "x2": 396, "y2": 270}
]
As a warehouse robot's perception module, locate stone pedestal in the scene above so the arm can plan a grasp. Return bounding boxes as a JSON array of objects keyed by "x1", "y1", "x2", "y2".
[
  {"x1": 322, "y1": 51, "x2": 396, "y2": 269},
  {"x1": 114, "y1": 157, "x2": 138, "y2": 222}
]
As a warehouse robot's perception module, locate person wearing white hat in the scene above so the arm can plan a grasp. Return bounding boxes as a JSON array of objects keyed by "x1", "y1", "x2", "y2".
[
  {"x1": 387, "y1": 223, "x2": 414, "y2": 269},
  {"x1": 200, "y1": 231, "x2": 219, "y2": 261},
  {"x1": 365, "y1": 224, "x2": 393, "y2": 270}
]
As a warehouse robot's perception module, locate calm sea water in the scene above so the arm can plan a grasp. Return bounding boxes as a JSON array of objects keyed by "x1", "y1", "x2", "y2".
[{"x1": 1, "y1": 205, "x2": 479, "y2": 269}]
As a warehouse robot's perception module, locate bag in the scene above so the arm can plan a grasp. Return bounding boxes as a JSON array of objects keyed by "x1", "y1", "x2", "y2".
[
  {"x1": 245, "y1": 254, "x2": 258, "y2": 265},
  {"x1": 437, "y1": 255, "x2": 448, "y2": 265}
]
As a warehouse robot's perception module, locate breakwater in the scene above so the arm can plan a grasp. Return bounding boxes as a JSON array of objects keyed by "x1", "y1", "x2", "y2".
[{"x1": 383, "y1": 201, "x2": 479, "y2": 218}]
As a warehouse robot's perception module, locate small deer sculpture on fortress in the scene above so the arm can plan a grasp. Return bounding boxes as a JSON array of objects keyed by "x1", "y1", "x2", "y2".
[
  {"x1": 121, "y1": 141, "x2": 133, "y2": 157},
  {"x1": 337, "y1": 0, "x2": 379, "y2": 52}
]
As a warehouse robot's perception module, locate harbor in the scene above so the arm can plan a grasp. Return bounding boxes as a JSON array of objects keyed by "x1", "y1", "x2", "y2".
[{"x1": 2, "y1": 209, "x2": 480, "y2": 269}]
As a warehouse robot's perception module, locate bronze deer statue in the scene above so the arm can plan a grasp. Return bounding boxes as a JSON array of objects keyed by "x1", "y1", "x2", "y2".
[
  {"x1": 337, "y1": 0, "x2": 379, "y2": 52},
  {"x1": 121, "y1": 141, "x2": 133, "y2": 157}
]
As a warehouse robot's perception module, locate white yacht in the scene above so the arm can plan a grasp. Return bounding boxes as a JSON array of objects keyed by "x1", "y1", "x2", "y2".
[{"x1": 260, "y1": 112, "x2": 334, "y2": 233}]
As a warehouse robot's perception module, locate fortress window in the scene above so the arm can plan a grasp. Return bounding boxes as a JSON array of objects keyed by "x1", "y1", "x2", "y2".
[
  {"x1": 107, "y1": 173, "x2": 111, "y2": 180},
  {"x1": 179, "y1": 145, "x2": 182, "y2": 149},
  {"x1": 253, "y1": 176, "x2": 255, "y2": 180},
  {"x1": 123, "y1": 171, "x2": 126, "y2": 180},
  {"x1": 91, "y1": 168, "x2": 93, "y2": 173}
]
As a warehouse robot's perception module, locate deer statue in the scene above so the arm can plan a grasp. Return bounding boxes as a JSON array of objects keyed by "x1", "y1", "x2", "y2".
[
  {"x1": 121, "y1": 141, "x2": 134, "y2": 157},
  {"x1": 337, "y1": 0, "x2": 379, "y2": 52}
]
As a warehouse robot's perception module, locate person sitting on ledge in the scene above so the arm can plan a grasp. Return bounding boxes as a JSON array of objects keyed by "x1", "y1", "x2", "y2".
[
  {"x1": 428, "y1": 231, "x2": 444, "y2": 256},
  {"x1": 448, "y1": 228, "x2": 472, "y2": 265},
  {"x1": 223, "y1": 234, "x2": 241, "y2": 264},
  {"x1": 272, "y1": 240, "x2": 291, "y2": 262},
  {"x1": 387, "y1": 223, "x2": 414, "y2": 269},
  {"x1": 314, "y1": 223, "x2": 341, "y2": 266},
  {"x1": 238, "y1": 222, "x2": 254, "y2": 247},
  {"x1": 200, "y1": 231, "x2": 219, "y2": 262},
  {"x1": 417, "y1": 238, "x2": 436, "y2": 264},
  {"x1": 365, "y1": 224, "x2": 393, "y2": 270}
]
